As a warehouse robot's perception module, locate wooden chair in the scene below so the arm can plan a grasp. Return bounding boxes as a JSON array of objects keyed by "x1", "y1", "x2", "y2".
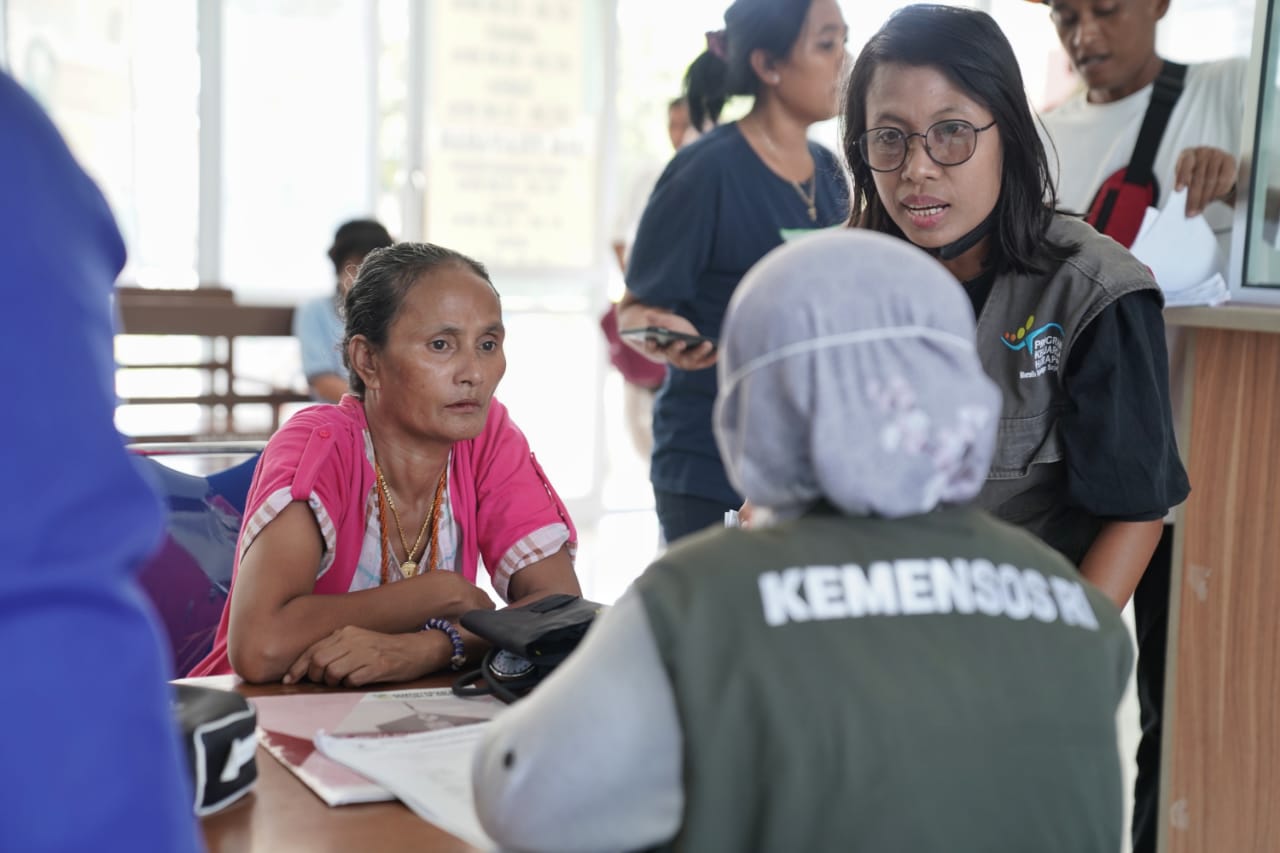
[{"x1": 115, "y1": 287, "x2": 311, "y2": 442}]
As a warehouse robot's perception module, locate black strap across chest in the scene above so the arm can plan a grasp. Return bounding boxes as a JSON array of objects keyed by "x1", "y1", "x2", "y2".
[{"x1": 1124, "y1": 61, "x2": 1188, "y2": 188}]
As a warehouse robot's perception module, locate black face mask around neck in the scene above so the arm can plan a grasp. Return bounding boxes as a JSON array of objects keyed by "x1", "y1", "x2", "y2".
[{"x1": 923, "y1": 209, "x2": 997, "y2": 261}]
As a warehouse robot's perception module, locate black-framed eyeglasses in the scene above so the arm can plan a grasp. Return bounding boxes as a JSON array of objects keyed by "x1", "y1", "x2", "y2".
[{"x1": 857, "y1": 119, "x2": 998, "y2": 173}]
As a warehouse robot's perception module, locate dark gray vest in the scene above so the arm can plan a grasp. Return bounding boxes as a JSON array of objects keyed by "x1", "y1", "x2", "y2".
[{"x1": 973, "y1": 215, "x2": 1158, "y2": 564}]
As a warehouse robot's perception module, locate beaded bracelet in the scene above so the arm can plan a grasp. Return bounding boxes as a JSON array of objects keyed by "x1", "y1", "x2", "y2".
[{"x1": 424, "y1": 617, "x2": 466, "y2": 671}]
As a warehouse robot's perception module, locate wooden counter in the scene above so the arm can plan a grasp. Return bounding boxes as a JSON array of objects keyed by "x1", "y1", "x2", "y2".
[{"x1": 1160, "y1": 303, "x2": 1280, "y2": 852}]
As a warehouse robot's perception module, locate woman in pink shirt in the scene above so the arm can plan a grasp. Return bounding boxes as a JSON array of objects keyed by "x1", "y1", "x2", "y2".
[{"x1": 191, "y1": 243, "x2": 580, "y2": 684}]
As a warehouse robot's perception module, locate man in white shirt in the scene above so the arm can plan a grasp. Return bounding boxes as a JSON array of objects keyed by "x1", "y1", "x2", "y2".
[
  {"x1": 1039, "y1": 0, "x2": 1244, "y2": 240},
  {"x1": 1037, "y1": 2, "x2": 1246, "y2": 851}
]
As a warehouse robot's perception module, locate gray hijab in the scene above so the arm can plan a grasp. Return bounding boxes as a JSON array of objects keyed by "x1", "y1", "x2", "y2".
[{"x1": 714, "y1": 229, "x2": 1001, "y2": 521}]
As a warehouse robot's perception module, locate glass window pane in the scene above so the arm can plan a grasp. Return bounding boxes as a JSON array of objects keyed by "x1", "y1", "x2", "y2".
[
  {"x1": 220, "y1": 0, "x2": 375, "y2": 303},
  {"x1": 1157, "y1": 0, "x2": 1255, "y2": 60},
  {"x1": 375, "y1": 0, "x2": 411, "y2": 237},
  {"x1": 1243, "y1": 4, "x2": 1280, "y2": 291},
  {"x1": 423, "y1": 0, "x2": 605, "y2": 276},
  {"x1": 6, "y1": 0, "x2": 199, "y2": 288}
]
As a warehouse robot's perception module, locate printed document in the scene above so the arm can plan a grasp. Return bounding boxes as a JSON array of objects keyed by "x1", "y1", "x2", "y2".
[
  {"x1": 317, "y1": 722, "x2": 497, "y2": 850},
  {"x1": 1129, "y1": 187, "x2": 1230, "y2": 306},
  {"x1": 251, "y1": 687, "x2": 503, "y2": 808}
]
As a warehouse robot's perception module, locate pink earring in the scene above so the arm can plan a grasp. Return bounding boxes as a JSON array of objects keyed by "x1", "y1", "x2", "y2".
[{"x1": 770, "y1": 73, "x2": 781, "y2": 84}]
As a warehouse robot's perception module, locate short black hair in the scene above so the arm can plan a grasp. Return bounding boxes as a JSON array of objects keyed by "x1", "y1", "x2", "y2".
[
  {"x1": 684, "y1": 0, "x2": 815, "y2": 131},
  {"x1": 342, "y1": 243, "x2": 495, "y2": 395},
  {"x1": 327, "y1": 219, "x2": 394, "y2": 274},
  {"x1": 840, "y1": 4, "x2": 1076, "y2": 276}
]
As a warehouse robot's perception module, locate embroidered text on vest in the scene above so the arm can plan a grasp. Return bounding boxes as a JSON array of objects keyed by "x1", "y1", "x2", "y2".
[{"x1": 758, "y1": 559, "x2": 1100, "y2": 630}]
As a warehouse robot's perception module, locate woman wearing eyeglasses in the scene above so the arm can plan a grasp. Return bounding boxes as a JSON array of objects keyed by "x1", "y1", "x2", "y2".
[{"x1": 843, "y1": 4, "x2": 1188, "y2": 609}]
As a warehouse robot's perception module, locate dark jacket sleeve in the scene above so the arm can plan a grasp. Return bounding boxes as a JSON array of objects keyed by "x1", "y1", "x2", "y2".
[{"x1": 1060, "y1": 289, "x2": 1190, "y2": 520}]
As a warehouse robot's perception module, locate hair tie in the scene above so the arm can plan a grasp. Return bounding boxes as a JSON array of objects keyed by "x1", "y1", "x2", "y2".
[{"x1": 705, "y1": 29, "x2": 728, "y2": 61}]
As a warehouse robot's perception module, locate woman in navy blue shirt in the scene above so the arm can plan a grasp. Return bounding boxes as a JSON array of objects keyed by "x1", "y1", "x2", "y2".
[{"x1": 618, "y1": 0, "x2": 852, "y2": 543}]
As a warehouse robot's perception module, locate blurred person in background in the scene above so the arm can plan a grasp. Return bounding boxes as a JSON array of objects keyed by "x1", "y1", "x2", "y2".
[
  {"x1": 603, "y1": 96, "x2": 695, "y2": 462},
  {"x1": 295, "y1": 218, "x2": 395, "y2": 403},
  {"x1": 611, "y1": 97, "x2": 696, "y2": 274},
  {"x1": 617, "y1": 0, "x2": 852, "y2": 544}
]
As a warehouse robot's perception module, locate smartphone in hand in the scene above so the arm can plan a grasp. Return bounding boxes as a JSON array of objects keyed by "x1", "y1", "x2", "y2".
[{"x1": 619, "y1": 326, "x2": 717, "y2": 352}]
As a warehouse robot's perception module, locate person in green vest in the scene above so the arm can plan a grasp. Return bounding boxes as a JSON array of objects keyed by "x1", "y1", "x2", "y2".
[{"x1": 471, "y1": 229, "x2": 1133, "y2": 852}]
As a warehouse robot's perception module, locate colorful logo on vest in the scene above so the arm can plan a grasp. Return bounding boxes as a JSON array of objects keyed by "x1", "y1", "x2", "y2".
[{"x1": 1001, "y1": 314, "x2": 1064, "y2": 379}]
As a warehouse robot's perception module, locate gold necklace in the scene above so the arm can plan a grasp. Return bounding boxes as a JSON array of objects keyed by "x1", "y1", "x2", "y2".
[
  {"x1": 789, "y1": 175, "x2": 818, "y2": 222},
  {"x1": 376, "y1": 463, "x2": 447, "y2": 578},
  {"x1": 753, "y1": 120, "x2": 818, "y2": 222}
]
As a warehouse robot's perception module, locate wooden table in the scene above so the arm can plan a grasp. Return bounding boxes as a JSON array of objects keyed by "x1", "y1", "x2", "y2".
[{"x1": 181, "y1": 674, "x2": 486, "y2": 853}]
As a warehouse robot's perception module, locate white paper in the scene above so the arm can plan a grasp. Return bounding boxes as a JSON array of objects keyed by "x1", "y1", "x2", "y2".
[
  {"x1": 1128, "y1": 187, "x2": 1229, "y2": 305},
  {"x1": 251, "y1": 686, "x2": 506, "y2": 807},
  {"x1": 330, "y1": 687, "x2": 505, "y2": 736},
  {"x1": 1161, "y1": 272, "x2": 1231, "y2": 307},
  {"x1": 1133, "y1": 206, "x2": 1161, "y2": 245},
  {"x1": 316, "y1": 724, "x2": 497, "y2": 851}
]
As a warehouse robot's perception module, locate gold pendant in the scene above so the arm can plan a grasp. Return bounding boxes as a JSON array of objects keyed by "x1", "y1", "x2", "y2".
[
  {"x1": 400, "y1": 560, "x2": 417, "y2": 578},
  {"x1": 807, "y1": 204, "x2": 817, "y2": 222}
]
